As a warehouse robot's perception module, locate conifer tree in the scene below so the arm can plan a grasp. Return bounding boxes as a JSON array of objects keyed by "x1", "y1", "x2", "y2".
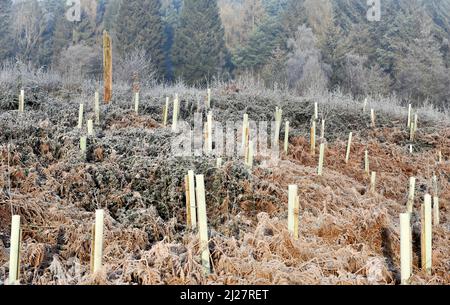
[
  {"x1": 0, "y1": 0, "x2": 14, "y2": 61},
  {"x1": 115, "y1": 0, "x2": 166, "y2": 77},
  {"x1": 171, "y1": 0, "x2": 228, "y2": 84}
]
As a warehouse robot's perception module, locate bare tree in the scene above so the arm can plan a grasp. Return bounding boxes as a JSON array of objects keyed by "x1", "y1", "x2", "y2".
[
  {"x1": 285, "y1": 25, "x2": 329, "y2": 94},
  {"x1": 114, "y1": 49, "x2": 156, "y2": 88}
]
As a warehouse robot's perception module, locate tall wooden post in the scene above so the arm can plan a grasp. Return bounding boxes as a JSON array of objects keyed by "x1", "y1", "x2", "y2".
[{"x1": 103, "y1": 30, "x2": 112, "y2": 104}]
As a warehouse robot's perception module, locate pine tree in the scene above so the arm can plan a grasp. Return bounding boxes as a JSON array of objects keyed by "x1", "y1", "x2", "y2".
[
  {"x1": 0, "y1": 0, "x2": 14, "y2": 61},
  {"x1": 320, "y1": 19, "x2": 348, "y2": 89},
  {"x1": 171, "y1": 0, "x2": 228, "y2": 85},
  {"x1": 115, "y1": 0, "x2": 166, "y2": 77},
  {"x1": 233, "y1": 15, "x2": 284, "y2": 72}
]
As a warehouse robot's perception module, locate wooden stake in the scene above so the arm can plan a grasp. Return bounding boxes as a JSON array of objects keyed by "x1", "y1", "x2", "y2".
[
  {"x1": 406, "y1": 177, "x2": 416, "y2": 213},
  {"x1": 364, "y1": 150, "x2": 370, "y2": 175},
  {"x1": 172, "y1": 95, "x2": 179, "y2": 132},
  {"x1": 80, "y1": 136, "x2": 87, "y2": 153},
  {"x1": 78, "y1": 104, "x2": 84, "y2": 129},
  {"x1": 370, "y1": 171, "x2": 376, "y2": 193},
  {"x1": 134, "y1": 92, "x2": 139, "y2": 114},
  {"x1": 284, "y1": 121, "x2": 289, "y2": 154},
  {"x1": 363, "y1": 98, "x2": 367, "y2": 113},
  {"x1": 216, "y1": 158, "x2": 222, "y2": 168},
  {"x1": 310, "y1": 120, "x2": 316, "y2": 156},
  {"x1": 409, "y1": 144, "x2": 413, "y2": 154},
  {"x1": 163, "y1": 97, "x2": 169, "y2": 127},
  {"x1": 8, "y1": 215, "x2": 21, "y2": 285},
  {"x1": 188, "y1": 170, "x2": 197, "y2": 229},
  {"x1": 437, "y1": 150, "x2": 442, "y2": 163},
  {"x1": 345, "y1": 132, "x2": 353, "y2": 164},
  {"x1": 103, "y1": 30, "x2": 112, "y2": 104},
  {"x1": 400, "y1": 213, "x2": 412, "y2": 285},
  {"x1": 371, "y1": 109, "x2": 375, "y2": 128},
  {"x1": 94, "y1": 92, "x2": 100, "y2": 125},
  {"x1": 407, "y1": 104, "x2": 412, "y2": 128},
  {"x1": 288, "y1": 185, "x2": 299, "y2": 239},
  {"x1": 87, "y1": 120, "x2": 94, "y2": 136},
  {"x1": 433, "y1": 196, "x2": 439, "y2": 226},
  {"x1": 195, "y1": 175, "x2": 211, "y2": 274},
  {"x1": 93, "y1": 209, "x2": 104, "y2": 274},
  {"x1": 421, "y1": 194, "x2": 432, "y2": 274},
  {"x1": 185, "y1": 175, "x2": 191, "y2": 228},
  {"x1": 318, "y1": 142, "x2": 325, "y2": 176}
]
